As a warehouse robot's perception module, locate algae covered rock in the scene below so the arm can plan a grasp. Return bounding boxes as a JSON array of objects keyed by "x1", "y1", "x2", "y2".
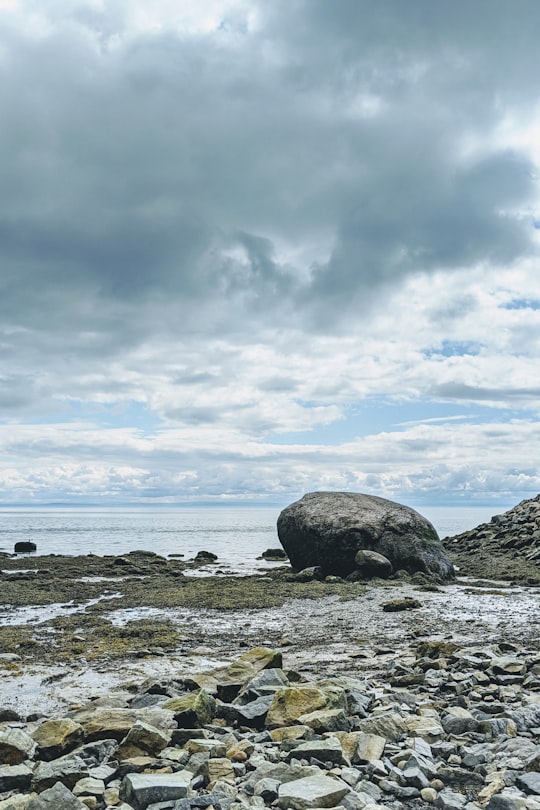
[
  {"x1": 278, "y1": 491, "x2": 454, "y2": 580},
  {"x1": 163, "y1": 688, "x2": 215, "y2": 728},
  {"x1": 266, "y1": 685, "x2": 345, "y2": 729},
  {"x1": 32, "y1": 719, "x2": 83, "y2": 761}
]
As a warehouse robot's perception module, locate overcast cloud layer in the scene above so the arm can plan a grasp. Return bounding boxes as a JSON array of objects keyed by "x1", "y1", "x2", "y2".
[{"x1": 1, "y1": 0, "x2": 540, "y2": 506}]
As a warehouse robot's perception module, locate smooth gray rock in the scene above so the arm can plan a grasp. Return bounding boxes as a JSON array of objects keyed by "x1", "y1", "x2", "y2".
[
  {"x1": 277, "y1": 492, "x2": 454, "y2": 579},
  {"x1": 277, "y1": 773, "x2": 350, "y2": 809},
  {"x1": 436, "y1": 788, "x2": 468, "y2": 810},
  {"x1": 516, "y1": 772, "x2": 540, "y2": 795},
  {"x1": 354, "y1": 549, "x2": 393, "y2": 578}
]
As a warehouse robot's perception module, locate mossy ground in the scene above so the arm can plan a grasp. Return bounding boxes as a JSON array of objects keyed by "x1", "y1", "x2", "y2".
[
  {"x1": 0, "y1": 553, "x2": 368, "y2": 665},
  {"x1": 2, "y1": 546, "x2": 538, "y2": 669}
]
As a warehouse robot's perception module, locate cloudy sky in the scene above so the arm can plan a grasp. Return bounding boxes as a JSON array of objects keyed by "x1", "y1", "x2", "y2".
[{"x1": 1, "y1": 0, "x2": 540, "y2": 507}]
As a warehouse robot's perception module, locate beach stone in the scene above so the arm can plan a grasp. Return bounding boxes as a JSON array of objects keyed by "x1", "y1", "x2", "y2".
[
  {"x1": 277, "y1": 492, "x2": 454, "y2": 580},
  {"x1": 72, "y1": 776, "x2": 105, "y2": 797},
  {"x1": 238, "y1": 666, "x2": 290, "y2": 699},
  {"x1": 267, "y1": 685, "x2": 345, "y2": 728},
  {"x1": 255, "y1": 777, "x2": 281, "y2": 802},
  {"x1": 436, "y1": 788, "x2": 467, "y2": 810},
  {"x1": 73, "y1": 707, "x2": 173, "y2": 742},
  {"x1": 0, "y1": 794, "x2": 32, "y2": 810},
  {"x1": 262, "y1": 548, "x2": 288, "y2": 561},
  {"x1": 205, "y1": 756, "x2": 235, "y2": 783},
  {"x1": 286, "y1": 737, "x2": 347, "y2": 765},
  {"x1": 163, "y1": 689, "x2": 215, "y2": 728},
  {"x1": 218, "y1": 693, "x2": 274, "y2": 729},
  {"x1": 353, "y1": 733, "x2": 386, "y2": 764},
  {"x1": 298, "y1": 708, "x2": 349, "y2": 733},
  {"x1": 270, "y1": 726, "x2": 314, "y2": 743},
  {"x1": 14, "y1": 541, "x2": 37, "y2": 553},
  {"x1": 194, "y1": 550, "x2": 218, "y2": 563},
  {"x1": 116, "y1": 720, "x2": 170, "y2": 759},
  {"x1": 404, "y1": 715, "x2": 445, "y2": 742},
  {"x1": 422, "y1": 787, "x2": 438, "y2": 803},
  {"x1": 517, "y1": 773, "x2": 540, "y2": 795},
  {"x1": 173, "y1": 793, "x2": 230, "y2": 810},
  {"x1": 186, "y1": 648, "x2": 282, "y2": 700},
  {"x1": 32, "y1": 754, "x2": 89, "y2": 792},
  {"x1": 119, "y1": 770, "x2": 193, "y2": 809},
  {"x1": 26, "y1": 781, "x2": 88, "y2": 809},
  {"x1": 0, "y1": 762, "x2": 32, "y2": 792},
  {"x1": 442, "y1": 707, "x2": 478, "y2": 735},
  {"x1": 185, "y1": 738, "x2": 227, "y2": 757},
  {"x1": 0, "y1": 728, "x2": 36, "y2": 764},
  {"x1": 356, "y1": 712, "x2": 407, "y2": 742},
  {"x1": 487, "y1": 796, "x2": 523, "y2": 810},
  {"x1": 277, "y1": 773, "x2": 350, "y2": 809},
  {"x1": 354, "y1": 550, "x2": 393, "y2": 578},
  {"x1": 32, "y1": 718, "x2": 84, "y2": 760}
]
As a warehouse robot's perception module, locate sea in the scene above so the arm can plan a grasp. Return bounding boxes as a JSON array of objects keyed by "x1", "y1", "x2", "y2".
[{"x1": 0, "y1": 504, "x2": 509, "y2": 575}]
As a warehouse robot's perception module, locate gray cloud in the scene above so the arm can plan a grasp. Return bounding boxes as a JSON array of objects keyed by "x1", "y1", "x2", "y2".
[
  {"x1": 1, "y1": 1, "x2": 540, "y2": 505},
  {"x1": 1, "y1": 0, "x2": 538, "y2": 348}
]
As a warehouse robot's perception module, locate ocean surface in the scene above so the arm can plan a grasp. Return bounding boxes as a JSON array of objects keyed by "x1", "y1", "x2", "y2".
[{"x1": 0, "y1": 504, "x2": 508, "y2": 575}]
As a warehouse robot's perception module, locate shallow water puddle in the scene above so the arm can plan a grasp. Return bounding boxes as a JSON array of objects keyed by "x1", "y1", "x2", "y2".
[
  {"x1": 0, "y1": 653, "x2": 230, "y2": 716},
  {"x1": 0, "y1": 592, "x2": 123, "y2": 626}
]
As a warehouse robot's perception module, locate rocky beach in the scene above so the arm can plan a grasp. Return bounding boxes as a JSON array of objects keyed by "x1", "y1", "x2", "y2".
[{"x1": 0, "y1": 496, "x2": 539, "y2": 809}]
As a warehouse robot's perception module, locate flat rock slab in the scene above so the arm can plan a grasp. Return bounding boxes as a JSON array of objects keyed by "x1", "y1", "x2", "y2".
[
  {"x1": 119, "y1": 770, "x2": 193, "y2": 810},
  {"x1": 277, "y1": 774, "x2": 350, "y2": 809}
]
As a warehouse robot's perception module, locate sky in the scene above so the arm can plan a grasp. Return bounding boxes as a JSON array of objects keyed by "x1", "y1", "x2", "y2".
[{"x1": 1, "y1": 0, "x2": 540, "y2": 508}]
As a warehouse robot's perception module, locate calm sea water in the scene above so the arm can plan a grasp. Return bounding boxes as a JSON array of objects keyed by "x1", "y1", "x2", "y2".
[{"x1": 0, "y1": 504, "x2": 509, "y2": 574}]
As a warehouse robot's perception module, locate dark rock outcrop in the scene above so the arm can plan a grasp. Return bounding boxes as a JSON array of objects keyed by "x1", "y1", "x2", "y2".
[
  {"x1": 444, "y1": 494, "x2": 540, "y2": 583},
  {"x1": 277, "y1": 491, "x2": 454, "y2": 580}
]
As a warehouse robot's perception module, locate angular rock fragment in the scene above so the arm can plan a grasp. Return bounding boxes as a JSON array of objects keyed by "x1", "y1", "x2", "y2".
[
  {"x1": 119, "y1": 770, "x2": 193, "y2": 810},
  {"x1": 277, "y1": 773, "x2": 350, "y2": 809}
]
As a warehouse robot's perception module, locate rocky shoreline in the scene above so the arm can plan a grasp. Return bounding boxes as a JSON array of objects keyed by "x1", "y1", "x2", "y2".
[
  {"x1": 1, "y1": 640, "x2": 539, "y2": 810},
  {"x1": 1, "y1": 497, "x2": 540, "y2": 809}
]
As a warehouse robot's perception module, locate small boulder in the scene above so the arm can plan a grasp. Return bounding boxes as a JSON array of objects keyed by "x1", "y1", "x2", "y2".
[
  {"x1": 0, "y1": 728, "x2": 36, "y2": 765},
  {"x1": 354, "y1": 549, "x2": 392, "y2": 578},
  {"x1": 14, "y1": 541, "x2": 36, "y2": 553},
  {"x1": 261, "y1": 548, "x2": 288, "y2": 561},
  {"x1": 32, "y1": 719, "x2": 84, "y2": 761},
  {"x1": 163, "y1": 689, "x2": 215, "y2": 728},
  {"x1": 194, "y1": 550, "x2": 218, "y2": 563},
  {"x1": 119, "y1": 770, "x2": 193, "y2": 810},
  {"x1": 266, "y1": 685, "x2": 345, "y2": 729},
  {"x1": 277, "y1": 773, "x2": 350, "y2": 809},
  {"x1": 26, "y1": 781, "x2": 88, "y2": 809}
]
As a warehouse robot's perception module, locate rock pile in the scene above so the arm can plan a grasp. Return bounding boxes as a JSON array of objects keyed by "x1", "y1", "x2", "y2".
[
  {"x1": 444, "y1": 496, "x2": 540, "y2": 584},
  {"x1": 1, "y1": 644, "x2": 539, "y2": 810}
]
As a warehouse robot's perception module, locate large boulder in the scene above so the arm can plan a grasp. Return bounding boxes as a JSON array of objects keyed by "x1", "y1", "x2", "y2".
[{"x1": 277, "y1": 491, "x2": 454, "y2": 580}]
